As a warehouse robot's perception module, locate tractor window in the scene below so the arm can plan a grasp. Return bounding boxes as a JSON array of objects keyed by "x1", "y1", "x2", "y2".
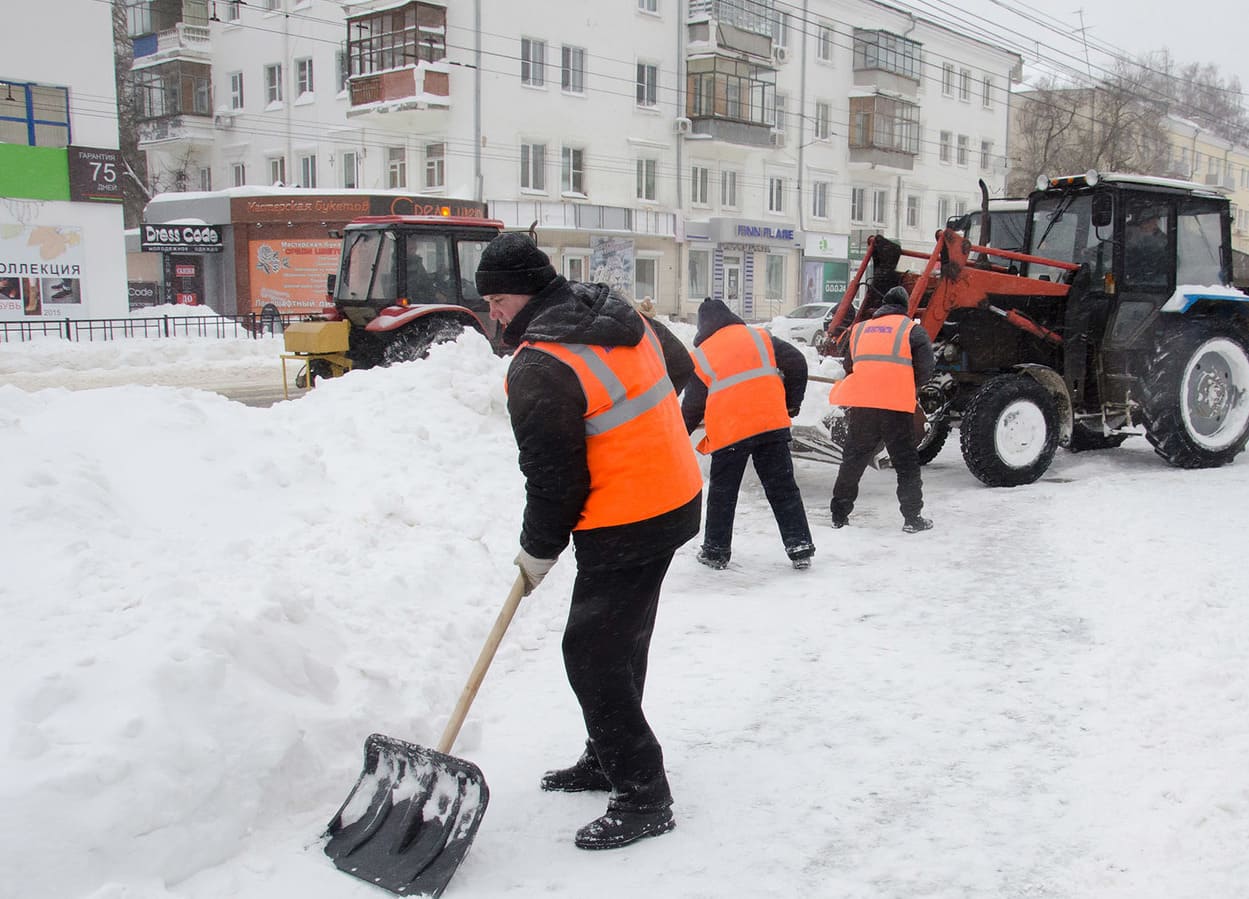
[
  {"x1": 457, "y1": 239, "x2": 492, "y2": 301},
  {"x1": 1029, "y1": 193, "x2": 1094, "y2": 281},
  {"x1": 338, "y1": 230, "x2": 399, "y2": 301},
  {"x1": 405, "y1": 234, "x2": 452, "y2": 301},
  {"x1": 1176, "y1": 208, "x2": 1226, "y2": 287},
  {"x1": 1122, "y1": 197, "x2": 1171, "y2": 291}
]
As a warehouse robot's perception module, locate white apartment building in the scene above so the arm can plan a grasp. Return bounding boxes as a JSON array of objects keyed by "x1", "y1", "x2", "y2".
[
  {"x1": 130, "y1": 0, "x2": 1019, "y2": 321},
  {"x1": 1, "y1": 0, "x2": 127, "y2": 325}
]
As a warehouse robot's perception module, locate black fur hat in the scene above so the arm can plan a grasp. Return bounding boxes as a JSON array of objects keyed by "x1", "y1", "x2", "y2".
[{"x1": 474, "y1": 232, "x2": 558, "y2": 296}]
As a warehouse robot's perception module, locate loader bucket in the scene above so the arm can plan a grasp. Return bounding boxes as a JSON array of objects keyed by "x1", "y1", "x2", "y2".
[{"x1": 324, "y1": 733, "x2": 489, "y2": 897}]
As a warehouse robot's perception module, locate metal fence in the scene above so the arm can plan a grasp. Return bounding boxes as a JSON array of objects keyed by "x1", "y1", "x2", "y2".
[{"x1": 0, "y1": 313, "x2": 308, "y2": 344}]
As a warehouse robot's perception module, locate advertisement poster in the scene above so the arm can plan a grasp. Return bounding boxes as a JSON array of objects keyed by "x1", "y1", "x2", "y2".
[
  {"x1": 589, "y1": 236, "x2": 635, "y2": 298},
  {"x1": 0, "y1": 223, "x2": 85, "y2": 319},
  {"x1": 249, "y1": 238, "x2": 342, "y2": 315},
  {"x1": 803, "y1": 260, "x2": 850, "y2": 304}
]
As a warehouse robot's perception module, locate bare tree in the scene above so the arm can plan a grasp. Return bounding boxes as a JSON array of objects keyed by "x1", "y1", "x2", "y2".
[{"x1": 112, "y1": 0, "x2": 151, "y2": 227}]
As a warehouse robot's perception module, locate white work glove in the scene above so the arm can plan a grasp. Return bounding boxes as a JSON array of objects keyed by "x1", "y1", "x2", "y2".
[{"x1": 514, "y1": 549, "x2": 557, "y2": 597}]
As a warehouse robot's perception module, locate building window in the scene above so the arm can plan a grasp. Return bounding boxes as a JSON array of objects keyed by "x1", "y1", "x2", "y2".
[
  {"x1": 336, "y1": 48, "x2": 350, "y2": 92},
  {"x1": 955, "y1": 199, "x2": 968, "y2": 217},
  {"x1": 691, "y1": 165, "x2": 709, "y2": 205},
  {"x1": 765, "y1": 255, "x2": 784, "y2": 300},
  {"x1": 565, "y1": 254, "x2": 588, "y2": 281},
  {"x1": 721, "y1": 169, "x2": 738, "y2": 208},
  {"x1": 638, "y1": 0, "x2": 658, "y2": 12},
  {"x1": 425, "y1": 142, "x2": 445, "y2": 188},
  {"x1": 229, "y1": 72, "x2": 244, "y2": 109},
  {"x1": 939, "y1": 130, "x2": 952, "y2": 163},
  {"x1": 521, "y1": 38, "x2": 546, "y2": 86},
  {"x1": 562, "y1": 146, "x2": 585, "y2": 194},
  {"x1": 347, "y1": 3, "x2": 446, "y2": 76},
  {"x1": 689, "y1": 248, "x2": 710, "y2": 297},
  {"x1": 342, "y1": 151, "x2": 358, "y2": 188},
  {"x1": 296, "y1": 57, "x2": 314, "y2": 96},
  {"x1": 814, "y1": 102, "x2": 831, "y2": 140},
  {"x1": 906, "y1": 194, "x2": 919, "y2": 228},
  {"x1": 264, "y1": 63, "x2": 283, "y2": 104},
  {"x1": 635, "y1": 257, "x2": 657, "y2": 303},
  {"x1": 770, "y1": 92, "x2": 787, "y2": 132},
  {"x1": 636, "y1": 62, "x2": 658, "y2": 107},
  {"x1": 959, "y1": 68, "x2": 971, "y2": 101},
  {"x1": 268, "y1": 156, "x2": 286, "y2": 186},
  {"x1": 937, "y1": 196, "x2": 950, "y2": 228},
  {"x1": 872, "y1": 189, "x2": 887, "y2": 224},
  {"x1": 264, "y1": 0, "x2": 280, "y2": 10},
  {"x1": 299, "y1": 154, "x2": 317, "y2": 188},
  {"x1": 772, "y1": 11, "x2": 789, "y2": 48},
  {"x1": 957, "y1": 134, "x2": 969, "y2": 166},
  {"x1": 942, "y1": 63, "x2": 954, "y2": 96},
  {"x1": 199, "y1": 167, "x2": 212, "y2": 191},
  {"x1": 850, "y1": 187, "x2": 865, "y2": 222},
  {"x1": 522, "y1": 142, "x2": 546, "y2": 191},
  {"x1": 225, "y1": 0, "x2": 241, "y2": 22},
  {"x1": 980, "y1": 139, "x2": 993, "y2": 171},
  {"x1": 982, "y1": 76, "x2": 993, "y2": 108},
  {"x1": 768, "y1": 176, "x2": 785, "y2": 213},
  {"x1": 852, "y1": 29, "x2": 922, "y2": 80},
  {"x1": 812, "y1": 181, "x2": 828, "y2": 218},
  {"x1": 636, "y1": 158, "x2": 657, "y2": 201},
  {"x1": 848, "y1": 95, "x2": 920, "y2": 155},
  {"x1": 561, "y1": 45, "x2": 585, "y2": 94},
  {"x1": 817, "y1": 24, "x2": 835, "y2": 62},
  {"x1": 387, "y1": 146, "x2": 406, "y2": 188},
  {"x1": 231, "y1": 163, "x2": 246, "y2": 186}
]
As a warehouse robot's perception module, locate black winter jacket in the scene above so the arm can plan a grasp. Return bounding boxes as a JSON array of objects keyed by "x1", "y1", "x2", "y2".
[
  {"x1": 841, "y1": 302, "x2": 936, "y2": 388},
  {"x1": 503, "y1": 276, "x2": 700, "y2": 571},
  {"x1": 680, "y1": 300, "x2": 808, "y2": 450}
]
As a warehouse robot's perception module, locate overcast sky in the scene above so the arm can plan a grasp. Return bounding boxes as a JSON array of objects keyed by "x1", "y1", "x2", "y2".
[{"x1": 907, "y1": 0, "x2": 1249, "y2": 93}]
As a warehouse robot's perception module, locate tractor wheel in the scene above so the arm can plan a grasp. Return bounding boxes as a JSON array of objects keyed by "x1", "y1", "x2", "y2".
[
  {"x1": 959, "y1": 374, "x2": 1059, "y2": 486},
  {"x1": 381, "y1": 319, "x2": 465, "y2": 365},
  {"x1": 1066, "y1": 422, "x2": 1129, "y2": 453},
  {"x1": 916, "y1": 417, "x2": 951, "y2": 465},
  {"x1": 1139, "y1": 318, "x2": 1249, "y2": 468}
]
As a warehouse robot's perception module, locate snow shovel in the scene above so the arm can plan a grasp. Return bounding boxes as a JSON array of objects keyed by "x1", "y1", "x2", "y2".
[{"x1": 324, "y1": 572, "x2": 527, "y2": 897}]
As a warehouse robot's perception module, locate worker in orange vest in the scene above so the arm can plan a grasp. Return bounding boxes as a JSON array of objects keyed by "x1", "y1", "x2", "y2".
[
  {"x1": 682, "y1": 298, "x2": 814, "y2": 570},
  {"x1": 476, "y1": 233, "x2": 702, "y2": 850},
  {"x1": 828, "y1": 285, "x2": 936, "y2": 532}
]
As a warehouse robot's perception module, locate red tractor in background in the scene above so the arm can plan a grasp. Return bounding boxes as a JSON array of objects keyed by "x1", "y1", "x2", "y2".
[
  {"x1": 286, "y1": 214, "x2": 507, "y2": 385},
  {"x1": 794, "y1": 172, "x2": 1249, "y2": 486}
]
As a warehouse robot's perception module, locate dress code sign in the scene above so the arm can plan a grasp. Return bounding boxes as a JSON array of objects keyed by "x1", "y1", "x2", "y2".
[{"x1": 140, "y1": 224, "x2": 224, "y2": 253}]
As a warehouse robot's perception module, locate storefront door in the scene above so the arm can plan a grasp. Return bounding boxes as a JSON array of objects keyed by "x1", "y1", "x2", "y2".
[
  {"x1": 166, "y1": 254, "x2": 203, "y2": 306},
  {"x1": 723, "y1": 256, "x2": 741, "y2": 315}
]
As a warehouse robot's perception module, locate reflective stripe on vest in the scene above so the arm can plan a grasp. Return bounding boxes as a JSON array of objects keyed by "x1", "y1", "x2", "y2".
[
  {"x1": 514, "y1": 320, "x2": 703, "y2": 530},
  {"x1": 827, "y1": 315, "x2": 918, "y2": 413},
  {"x1": 691, "y1": 324, "x2": 791, "y2": 454}
]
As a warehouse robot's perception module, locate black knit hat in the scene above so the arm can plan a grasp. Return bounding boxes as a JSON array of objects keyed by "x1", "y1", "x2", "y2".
[
  {"x1": 883, "y1": 285, "x2": 910, "y2": 306},
  {"x1": 474, "y1": 232, "x2": 558, "y2": 296}
]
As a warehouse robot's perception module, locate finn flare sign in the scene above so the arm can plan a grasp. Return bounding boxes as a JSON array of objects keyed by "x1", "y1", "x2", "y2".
[{"x1": 141, "y1": 224, "x2": 224, "y2": 253}]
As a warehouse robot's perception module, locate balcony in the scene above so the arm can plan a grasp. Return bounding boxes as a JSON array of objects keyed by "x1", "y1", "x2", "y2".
[
  {"x1": 848, "y1": 94, "x2": 919, "y2": 171},
  {"x1": 132, "y1": 22, "x2": 211, "y2": 65},
  {"x1": 137, "y1": 114, "x2": 215, "y2": 150},
  {"x1": 852, "y1": 29, "x2": 922, "y2": 100},
  {"x1": 345, "y1": 64, "x2": 450, "y2": 126},
  {"x1": 685, "y1": 56, "x2": 776, "y2": 147}
]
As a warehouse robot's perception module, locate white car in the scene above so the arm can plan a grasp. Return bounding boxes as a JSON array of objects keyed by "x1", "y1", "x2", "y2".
[{"x1": 767, "y1": 302, "x2": 837, "y2": 346}]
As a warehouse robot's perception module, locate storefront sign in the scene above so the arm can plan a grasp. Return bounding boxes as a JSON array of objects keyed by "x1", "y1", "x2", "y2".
[
  {"x1": 706, "y1": 217, "x2": 802, "y2": 247},
  {"x1": 802, "y1": 261, "x2": 850, "y2": 304},
  {"x1": 368, "y1": 196, "x2": 489, "y2": 218},
  {"x1": 128, "y1": 280, "x2": 160, "y2": 309},
  {"x1": 141, "y1": 223, "x2": 223, "y2": 253},
  {"x1": 0, "y1": 224, "x2": 86, "y2": 318},
  {"x1": 804, "y1": 232, "x2": 849, "y2": 260},
  {"x1": 68, "y1": 147, "x2": 125, "y2": 204}
]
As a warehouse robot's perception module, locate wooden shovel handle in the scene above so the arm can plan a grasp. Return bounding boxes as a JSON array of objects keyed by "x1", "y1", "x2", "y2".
[{"x1": 436, "y1": 572, "x2": 527, "y2": 754}]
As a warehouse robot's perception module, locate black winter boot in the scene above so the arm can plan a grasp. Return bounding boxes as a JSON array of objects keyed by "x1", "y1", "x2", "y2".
[
  {"x1": 574, "y1": 807, "x2": 675, "y2": 850},
  {"x1": 902, "y1": 515, "x2": 933, "y2": 533},
  {"x1": 696, "y1": 546, "x2": 730, "y2": 570},
  {"x1": 540, "y1": 749, "x2": 611, "y2": 793}
]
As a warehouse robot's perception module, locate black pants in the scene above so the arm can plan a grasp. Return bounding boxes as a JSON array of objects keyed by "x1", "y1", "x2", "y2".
[
  {"x1": 563, "y1": 551, "x2": 675, "y2": 812},
  {"x1": 831, "y1": 407, "x2": 923, "y2": 521},
  {"x1": 702, "y1": 439, "x2": 814, "y2": 560}
]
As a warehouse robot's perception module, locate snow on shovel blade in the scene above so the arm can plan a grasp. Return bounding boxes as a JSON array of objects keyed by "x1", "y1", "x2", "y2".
[{"x1": 324, "y1": 733, "x2": 489, "y2": 897}]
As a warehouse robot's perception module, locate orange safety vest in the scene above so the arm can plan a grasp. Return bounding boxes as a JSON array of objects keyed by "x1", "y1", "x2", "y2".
[
  {"x1": 828, "y1": 314, "x2": 918, "y2": 412},
  {"x1": 690, "y1": 324, "x2": 791, "y2": 454},
  {"x1": 511, "y1": 321, "x2": 703, "y2": 530}
]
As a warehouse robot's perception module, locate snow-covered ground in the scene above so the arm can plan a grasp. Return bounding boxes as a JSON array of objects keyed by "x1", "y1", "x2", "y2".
[{"x1": 1, "y1": 325, "x2": 1247, "y2": 899}]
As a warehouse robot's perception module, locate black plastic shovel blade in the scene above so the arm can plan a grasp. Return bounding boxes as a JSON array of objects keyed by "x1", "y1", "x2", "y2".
[{"x1": 324, "y1": 733, "x2": 490, "y2": 897}]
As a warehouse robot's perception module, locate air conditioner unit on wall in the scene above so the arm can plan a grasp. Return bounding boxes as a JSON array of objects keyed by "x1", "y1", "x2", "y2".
[
  {"x1": 769, "y1": 129, "x2": 786, "y2": 148},
  {"x1": 673, "y1": 117, "x2": 692, "y2": 135},
  {"x1": 773, "y1": 45, "x2": 790, "y2": 65},
  {"x1": 213, "y1": 113, "x2": 235, "y2": 129}
]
